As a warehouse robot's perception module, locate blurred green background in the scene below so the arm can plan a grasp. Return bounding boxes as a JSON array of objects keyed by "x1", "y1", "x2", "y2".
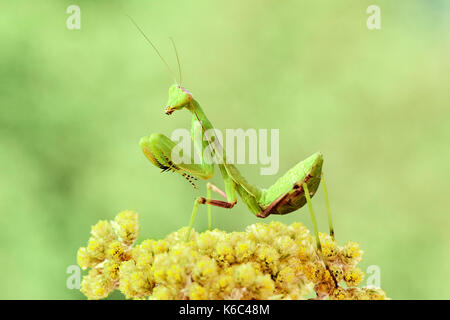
[{"x1": 0, "y1": 0, "x2": 449, "y2": 299}]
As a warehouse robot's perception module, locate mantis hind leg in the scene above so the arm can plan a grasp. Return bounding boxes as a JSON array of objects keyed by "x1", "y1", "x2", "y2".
[
  {"x1": 321, "y1": 172, "x2": 335, "y2": 239},
  {"x1": 304, "y1": 181, "x2": 338, "y2": 289},
  {"x1": 303, "y1": 182, "x2": 322, "y2": 251}
]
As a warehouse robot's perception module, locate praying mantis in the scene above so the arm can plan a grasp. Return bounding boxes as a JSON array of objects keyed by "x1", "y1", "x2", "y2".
[
  {"x1": 140, "y1": 86, "x2": 334, "y2": 249},
  {"x1": 130, "y1": 18, "x2": 335, "y2": 251}
]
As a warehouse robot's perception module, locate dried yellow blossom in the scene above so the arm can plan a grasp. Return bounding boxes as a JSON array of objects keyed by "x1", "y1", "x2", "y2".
[
  {"x1": 112, "y1": 210, "x2": 140, "y2": 245},
  {"x1": 189, "y1": 283, "x2": 208, "y2": 300},
  {"x1": 341, "y1": 240, "x2": 363, "y2": 264},
  {"x1": 344, "y1": 267, "x2": 365, "y2": 287},
  {"x1": 77, "y1": 211, "x2": 139, "y2": 299},
  {"x1": 78, "y1": 211, "x2": 388, "y2": 300},
  {"x1": 80, "y1": 268, "x2": 115, "y2": 300},
  {"x1": 149, "y1": 286, "x2": 176, "y2": 300}
]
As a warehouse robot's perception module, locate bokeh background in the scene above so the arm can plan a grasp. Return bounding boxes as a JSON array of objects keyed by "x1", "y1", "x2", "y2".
[{"x1": 0, "y1": 0, "x2": 449, "y2": 299}]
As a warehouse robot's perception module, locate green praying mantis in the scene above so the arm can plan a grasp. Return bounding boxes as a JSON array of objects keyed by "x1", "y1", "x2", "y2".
[{"x1": 131, "y1": 18, "x2": 335, "y2": 251}]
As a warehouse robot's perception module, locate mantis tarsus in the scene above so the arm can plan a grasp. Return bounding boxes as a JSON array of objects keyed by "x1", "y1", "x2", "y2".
[{"x1": 130, "y1": 18, "x2": 335, "y2": 252}]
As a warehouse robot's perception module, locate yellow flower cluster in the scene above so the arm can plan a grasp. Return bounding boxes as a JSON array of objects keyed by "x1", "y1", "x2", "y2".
[
  {"x1": 77, "y1": 210, "x2": 139, "y2": 299},
  {"x1": 77, "y1": 211, "x2": 388, "y2": 300}
]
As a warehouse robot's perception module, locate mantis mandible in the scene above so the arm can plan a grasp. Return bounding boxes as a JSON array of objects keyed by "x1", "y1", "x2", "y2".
[{"x1": 130, "y1": 18, "x2": 335, "y2": 251}]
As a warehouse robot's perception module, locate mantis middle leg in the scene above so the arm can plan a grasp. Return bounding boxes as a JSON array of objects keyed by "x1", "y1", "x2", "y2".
[
  {"x1": 186, "y1": 188, "x2": 237, "y2": 241},
  {"x1": 206, "y1": 182, "x2": 227, "y2": 230}
]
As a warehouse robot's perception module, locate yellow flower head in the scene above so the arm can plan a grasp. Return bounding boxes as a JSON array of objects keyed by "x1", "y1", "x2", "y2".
[
  {"x1": 192, "y1": 258, "x2": 218, "y2": 284},
  {"x1": 77, "y1": 211, "x2": 388, "y2": 300},
  {"x1": 113, "y1": 210, "x2": 139, "y2": 245},
  {"x1": 342, "y1": 241, "x2": 363, "y2": 265},
  {"x1": 189, "y1": 283, "x2": 208, "y2": 300},
  {"x1": 344, "y1": 267, "x2": 364, "y2": 287}
]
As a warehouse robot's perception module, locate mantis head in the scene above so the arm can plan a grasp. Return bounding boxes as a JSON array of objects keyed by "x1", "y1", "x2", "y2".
[{"x1": 165, "y1": 85, "x2": 193, "y2": 115}]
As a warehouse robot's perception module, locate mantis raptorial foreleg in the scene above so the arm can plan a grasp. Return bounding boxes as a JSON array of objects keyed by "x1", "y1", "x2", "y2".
[{"x1": 140, "y1": 133, "x2": 213, "y2": 184}]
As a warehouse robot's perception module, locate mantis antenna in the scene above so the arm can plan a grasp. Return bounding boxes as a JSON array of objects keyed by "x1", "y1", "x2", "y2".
[
  {"x1": 126, "y1": 14, "x2": 179, "y2": 84},
  {"x1": 170, "y1": 37, "x2": 182, "y2": 85}
]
